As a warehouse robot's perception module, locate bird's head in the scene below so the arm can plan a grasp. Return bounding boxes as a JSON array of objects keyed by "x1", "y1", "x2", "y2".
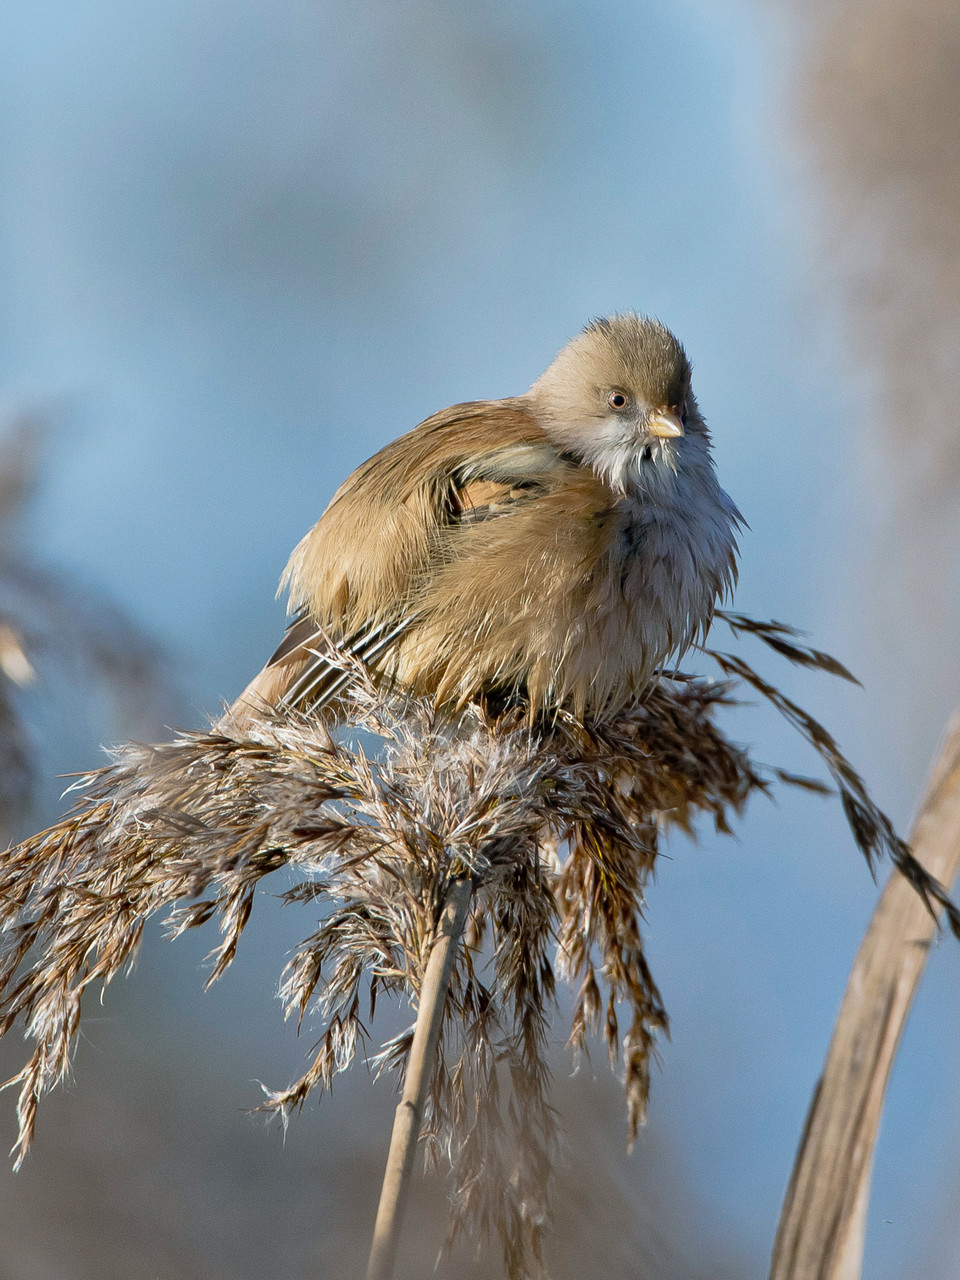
[{"x1": 527, "y1": 314, "x2": 701, "y2": 493}]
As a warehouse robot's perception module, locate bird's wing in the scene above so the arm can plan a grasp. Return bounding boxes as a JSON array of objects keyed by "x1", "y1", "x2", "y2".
[
  {"x1": 278, "y1": 400, "x2": 556, "y2": 630},
  {"x1": 223, "y1": 400, "x2": 570, "y2": 723},
  {"x1": 448, "y1": 438, "x2": 567, "y2": 524}
]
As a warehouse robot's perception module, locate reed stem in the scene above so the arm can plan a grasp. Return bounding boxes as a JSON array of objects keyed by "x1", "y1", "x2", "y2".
[{"x1": 365, "y1": 878, "x2": 473, "y2": 1280}]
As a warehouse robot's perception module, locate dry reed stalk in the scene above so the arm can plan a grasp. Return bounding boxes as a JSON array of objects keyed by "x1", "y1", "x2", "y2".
[
  {"x1": 366, "y1": 878, "x2": 472, "y2": 1280},
  {"x1": 769, "y1": 710, "x2": 960, "y2": 1280},
  {"x1": 0, "y1": 617, "x2": 948, "y2": 1279}
]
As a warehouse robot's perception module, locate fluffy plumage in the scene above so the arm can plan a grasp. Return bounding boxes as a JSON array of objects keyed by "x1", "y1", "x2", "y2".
[{"x1": 227, "y1": 314, "x2": 742, "y2": 724}]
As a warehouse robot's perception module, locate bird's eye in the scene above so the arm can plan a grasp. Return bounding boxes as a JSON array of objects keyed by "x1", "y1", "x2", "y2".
[{"x1": 607, "y1": 390, "x2": 629, "y2": 411}]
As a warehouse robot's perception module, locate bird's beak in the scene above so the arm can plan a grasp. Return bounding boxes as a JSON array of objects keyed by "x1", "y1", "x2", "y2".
[{"x1": 646, "y1": 409, "x2": 684, "y2": 439}]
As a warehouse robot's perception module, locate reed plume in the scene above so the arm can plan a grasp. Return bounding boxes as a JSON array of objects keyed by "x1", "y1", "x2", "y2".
[{"x1": 0, "y1": 616, "x2": 948, "y2": 1278}]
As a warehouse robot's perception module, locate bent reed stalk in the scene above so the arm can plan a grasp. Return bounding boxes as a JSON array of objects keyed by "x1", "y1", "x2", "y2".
[{"x1": 770, "y1": 710, "x2": 960, "y2": 1280}]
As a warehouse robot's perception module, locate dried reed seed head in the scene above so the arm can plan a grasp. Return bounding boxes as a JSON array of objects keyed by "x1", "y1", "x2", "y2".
[{"x1": 0, "y1": 617, "x2": 944, "y2": 1279}]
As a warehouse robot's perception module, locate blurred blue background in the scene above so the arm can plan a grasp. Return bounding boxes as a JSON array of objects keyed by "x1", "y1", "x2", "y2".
[{"x1": 0, "y1": 1, "x2": 958, "y2": 1276}]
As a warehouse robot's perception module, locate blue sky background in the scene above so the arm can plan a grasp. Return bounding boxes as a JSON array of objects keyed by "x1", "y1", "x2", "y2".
[{"x1": 0, "y1": 2, "x2": 958, "y2": 1276}]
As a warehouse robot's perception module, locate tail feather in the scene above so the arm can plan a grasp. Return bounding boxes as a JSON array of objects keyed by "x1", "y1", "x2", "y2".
[{"x1": 219, "y1": 613, "x2": 412, "y2": 731}]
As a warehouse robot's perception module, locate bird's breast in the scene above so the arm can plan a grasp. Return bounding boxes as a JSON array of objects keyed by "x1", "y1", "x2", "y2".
[{"x1": 392, "y1": 468, "x2": 733, "y2": 717}]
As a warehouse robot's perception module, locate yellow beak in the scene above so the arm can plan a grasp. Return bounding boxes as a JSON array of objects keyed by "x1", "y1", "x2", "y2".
[{"x1": 646, "y1": 409, "x2": 684, "y2": 439}]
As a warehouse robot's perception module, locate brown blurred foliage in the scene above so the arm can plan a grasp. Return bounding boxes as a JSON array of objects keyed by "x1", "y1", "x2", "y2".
[
  {"x1": 795, "y1": 0, "x2": 960, "y2": 500},
  {"x1": 0, "y1": 415, "x2": 178, "y2": 839},
  {"x1": 787, "y1": 0, "x2": 960, "y2": 746}
]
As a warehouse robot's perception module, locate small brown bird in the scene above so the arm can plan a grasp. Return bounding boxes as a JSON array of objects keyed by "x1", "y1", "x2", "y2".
[{"x1": 228, "y1": 315, "x2": 741, "y2": 726}]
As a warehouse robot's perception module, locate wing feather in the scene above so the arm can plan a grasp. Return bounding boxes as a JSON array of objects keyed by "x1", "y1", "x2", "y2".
[
  {"x1": 278, "y1": 401, "x2": 555, "y2": 631},
  {"x1": 224, "y1": 399, "x2": 577, "y2": 725}
]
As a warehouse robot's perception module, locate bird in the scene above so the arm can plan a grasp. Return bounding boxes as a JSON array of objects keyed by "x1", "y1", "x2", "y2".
[{"x1": 226, "y1": 314, "x2": 742, "y2": 728}]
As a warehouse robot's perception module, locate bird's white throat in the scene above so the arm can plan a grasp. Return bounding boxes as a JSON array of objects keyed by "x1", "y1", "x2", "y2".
[{"x1": 590, "y1": 433, "x2": 683, "y2": 499}]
